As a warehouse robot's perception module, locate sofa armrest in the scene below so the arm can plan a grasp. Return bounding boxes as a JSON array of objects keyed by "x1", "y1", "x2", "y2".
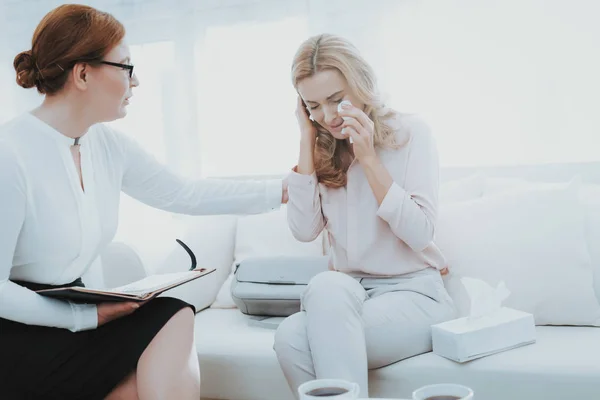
[
  {"x1": 158, "y1": 271, "x2": 222, "y2": 313},
  {"x1": 145, "y1": 214, "x2": 237, "y2": 313}
]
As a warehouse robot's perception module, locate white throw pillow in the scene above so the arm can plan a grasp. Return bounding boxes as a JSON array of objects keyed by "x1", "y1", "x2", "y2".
[
  {"x1": 437, "y1": 178, "x2": 600, "y2": 326},
  {"x1": 234, "y1": 205, "x2": 324, "y2": 262},
  {"x1": 580, "y1": 184, "x2": 600, "y2": 303},
  {"x1": 211, "y1": 272, "x2": 237, "y2": 309},
  {"x1": 484, "y1": 177, "x2": 600, "y2": 304},
  {"x1": 211, "y1": 205, "x2": 324, "y2": 309}
]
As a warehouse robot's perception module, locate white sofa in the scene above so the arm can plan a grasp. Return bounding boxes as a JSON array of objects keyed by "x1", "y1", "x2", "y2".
[{"x1": 99, "y1": 162, "x2": 600, "y2": 400}]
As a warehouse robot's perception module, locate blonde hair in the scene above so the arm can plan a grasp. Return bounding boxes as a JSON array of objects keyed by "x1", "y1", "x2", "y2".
[{"x1": 292, "y1": 33, "x2": 400, "y2": 188}]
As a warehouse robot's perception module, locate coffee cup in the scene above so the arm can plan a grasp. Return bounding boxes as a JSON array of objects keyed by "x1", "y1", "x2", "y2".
[
  {"x1": 298, "y1": 379, "x2": 360, "y2": 399},
  {"x1": 412, "y1": 383, "x2": 474, "y2": 400}
]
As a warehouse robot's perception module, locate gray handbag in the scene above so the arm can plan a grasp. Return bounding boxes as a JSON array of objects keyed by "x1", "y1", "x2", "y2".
[{"x1": 230, "y1": 256, "x2": 329, "y2": 316}]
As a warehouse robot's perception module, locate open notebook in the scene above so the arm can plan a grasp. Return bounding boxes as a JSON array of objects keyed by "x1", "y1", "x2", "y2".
[{"x1": 36, "y1": 268, "x2": 215, "y2": 304}]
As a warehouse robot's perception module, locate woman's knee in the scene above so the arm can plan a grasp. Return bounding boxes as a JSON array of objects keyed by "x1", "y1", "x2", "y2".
[
  {"x1": 303, "y1": 271, "x2": 364, "y2": 307},
  {"x1": 150, "y1": 306, "x2": 195, "y2": 349},
  {"x1": 164, "y1": 307, "x2": 195, "y2": 333},
  {"x1": 273, "y1": 312, "x2": 308, "y2": 356},
  {"x1": 307, "y1": 271, "x2": 358, "y2": 292}
]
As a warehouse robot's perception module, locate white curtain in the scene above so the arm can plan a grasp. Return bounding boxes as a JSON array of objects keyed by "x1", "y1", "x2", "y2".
[{"x1": 1, "y1": 0, "x2": 599, "y2": 263}]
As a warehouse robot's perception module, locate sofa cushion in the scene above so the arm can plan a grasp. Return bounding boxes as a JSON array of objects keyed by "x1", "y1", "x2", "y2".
[
  {"x1": 484, "y1": 178, "x2": 600, "y2": 304},
  {"x1": 195, "y1": 309, "x2": 600, "y2": 400},
  {"x1": 195, "y1": 309, "x2": 294, "y2": 400},
  {"x1": 372, "y1": 326, "x2": 600, "y2": 400},
  {"x1": 233, "y1": 205, "x2": 324, "y2": 262},
  {"x1": 436, "y1": 178, "x2": 600, "y2": 326},
  {"x1": 580, "y1": 184, "x2": 600, "y2": 302},
  {"x1": 98, "y1": 241, "x2": 147, "y2": 288}
]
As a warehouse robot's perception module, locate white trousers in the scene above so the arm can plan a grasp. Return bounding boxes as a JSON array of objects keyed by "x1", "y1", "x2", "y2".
[{"x1": 273, "y1": 269, "x2": 456, "y2": 399}]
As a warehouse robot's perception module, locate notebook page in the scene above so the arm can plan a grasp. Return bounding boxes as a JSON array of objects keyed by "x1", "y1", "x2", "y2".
[{"x1": 109, "y1": 271, "x2": 197, "y2": 296}]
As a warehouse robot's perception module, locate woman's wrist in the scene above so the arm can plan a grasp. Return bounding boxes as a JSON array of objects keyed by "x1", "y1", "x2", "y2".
[
  {"x1": 359, "y1": 153, "x2": 380, "y2": 169},
  {"x1": 297, "y1": 137, "x2": 316, "y2": 175},
  {"x1": 299, "y1": 135, "x2": 316, "y2": 148}
]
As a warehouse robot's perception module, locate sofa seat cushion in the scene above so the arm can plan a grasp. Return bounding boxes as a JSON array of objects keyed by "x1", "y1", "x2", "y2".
[
  {"x1": 195, "y1": 309, "x2": 293, "y2": 400},
  {"x1": 195, "y1": 309, "x2": 600, "y2": 400},
  {"x1": 372, "y1": 326, "x2": 600, "y2": 400}
]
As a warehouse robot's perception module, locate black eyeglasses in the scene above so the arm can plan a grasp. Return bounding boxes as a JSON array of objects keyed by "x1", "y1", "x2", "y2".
[
  {"x1": 175, "y1": 239, "x2": 198, "y2": 271},
  {"x1": 99, "y1": 60, "x2": 134, "y2": 78}
]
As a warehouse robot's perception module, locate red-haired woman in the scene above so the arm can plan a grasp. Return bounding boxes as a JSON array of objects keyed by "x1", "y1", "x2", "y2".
[{"x1": 0, "y1": 4, "x2": 285, "y2": 399}]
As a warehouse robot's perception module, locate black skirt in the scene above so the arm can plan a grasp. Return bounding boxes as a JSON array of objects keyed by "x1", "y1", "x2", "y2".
[{"x1": 0, "y1": 278, "x2": 194, "y2": 400}]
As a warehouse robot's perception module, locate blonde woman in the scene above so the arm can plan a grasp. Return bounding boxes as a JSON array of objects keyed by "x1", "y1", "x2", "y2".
[{"x1": 273, "y1": 34, "x2": 456, "y2": 398}]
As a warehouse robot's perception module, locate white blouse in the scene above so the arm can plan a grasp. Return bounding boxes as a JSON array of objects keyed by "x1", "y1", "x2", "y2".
[{"x1": 0, "y1": 113, "x2": 282, "y2": 332}]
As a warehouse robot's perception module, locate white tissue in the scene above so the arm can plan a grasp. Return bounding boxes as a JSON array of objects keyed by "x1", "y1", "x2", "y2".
[
  {"x1": 338, "y1": 100, "x2": 352, "y2": 117},
  {"x1": 337, "y1": 100, "x2": 353, "y2": 143},
  {"x1": 461, "y1": 277, "x2": 511, "y2": 320}
]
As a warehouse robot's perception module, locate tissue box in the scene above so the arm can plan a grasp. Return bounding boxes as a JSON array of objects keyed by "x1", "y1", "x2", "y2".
[{"x1": 431, "y1": 307, "x2": 536, "y2": 363}]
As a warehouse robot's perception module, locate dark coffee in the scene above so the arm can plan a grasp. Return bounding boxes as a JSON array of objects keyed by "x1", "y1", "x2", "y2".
[
  {"x1": 306, "y1": 387, "x2": 349, "y2": 397},
  {"x1": 424, "y1": 396, "x2": 461, "y2": 400}
]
